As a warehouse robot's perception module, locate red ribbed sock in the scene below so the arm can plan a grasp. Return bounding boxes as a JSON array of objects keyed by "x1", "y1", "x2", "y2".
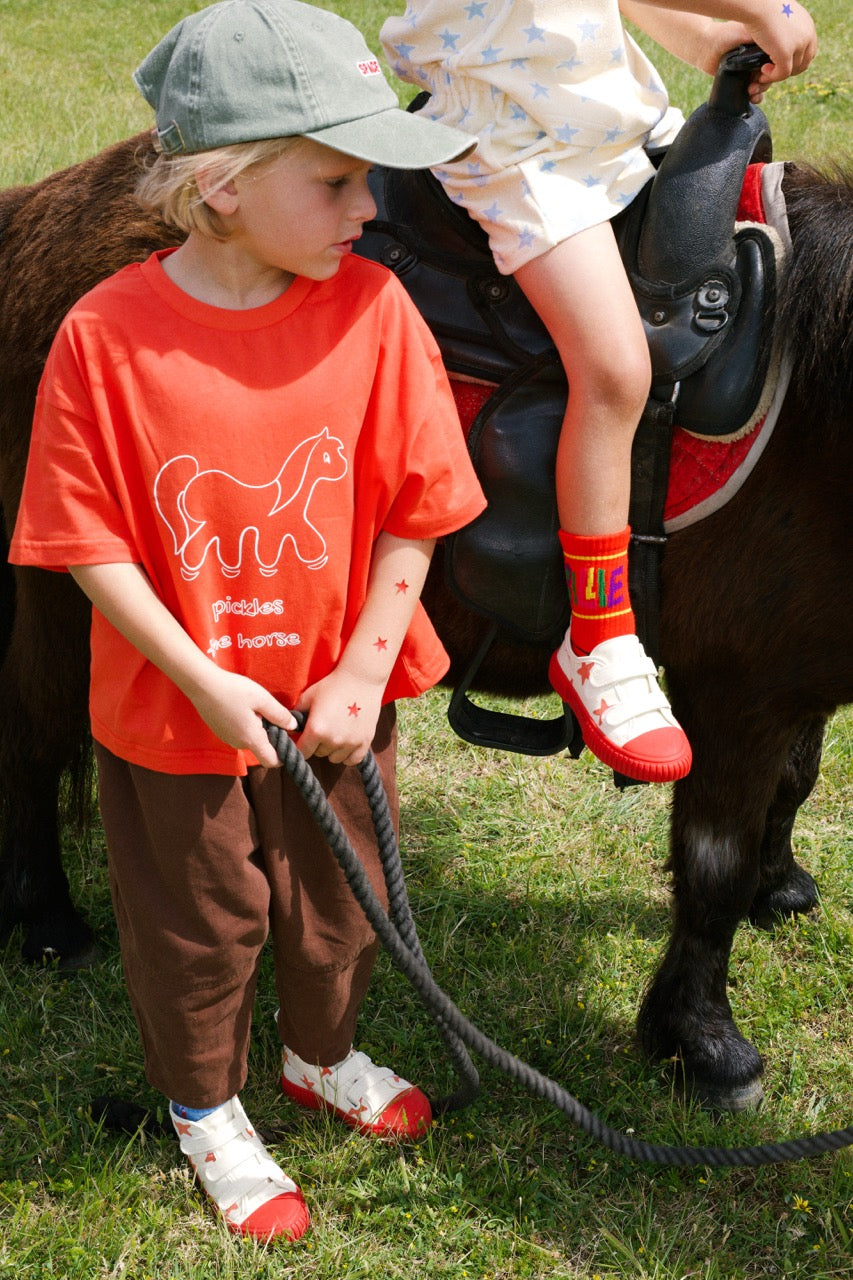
[{"x1": 559, "y1": 526, "x2": 635, "y2": 654}]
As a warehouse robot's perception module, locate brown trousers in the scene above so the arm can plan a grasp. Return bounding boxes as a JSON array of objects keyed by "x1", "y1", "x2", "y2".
[{"x1": 95, "y1": 705, "x2": 397, "y2": 1108}]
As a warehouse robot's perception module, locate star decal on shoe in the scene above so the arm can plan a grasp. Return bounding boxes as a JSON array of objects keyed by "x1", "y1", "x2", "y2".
[
  {"x1": 205, "y1": 1152, "x2": 217, "y2": 1163},
  {"x1": 577, "y1": 660, "x2": 595, "y2": 684},
  {"x1": 593, "y1": 698, "x2": 611, "y2": 724},
  {"x1": 174, "y1": 1120, "x2": 192, "y2": 1136}
]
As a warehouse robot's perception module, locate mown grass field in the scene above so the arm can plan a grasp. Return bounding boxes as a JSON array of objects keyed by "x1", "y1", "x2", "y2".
[{"x1": 1, "y1": 1, "x2": 851, "y2": 1276}]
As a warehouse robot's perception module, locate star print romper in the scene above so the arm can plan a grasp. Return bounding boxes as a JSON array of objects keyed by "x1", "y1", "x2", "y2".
[{"x1": 380, "y1": 0, "x2": 684, "y2": 274}]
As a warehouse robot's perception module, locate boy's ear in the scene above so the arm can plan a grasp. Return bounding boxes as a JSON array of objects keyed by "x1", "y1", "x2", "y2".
[{"x1": 195, "y1": 168, "x2": 239, "y2": 216}]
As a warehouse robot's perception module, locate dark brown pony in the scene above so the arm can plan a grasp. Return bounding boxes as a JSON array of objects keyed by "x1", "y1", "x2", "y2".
[{"x1": 0, "y1": 133, "x2": 850, "y2": 1112}]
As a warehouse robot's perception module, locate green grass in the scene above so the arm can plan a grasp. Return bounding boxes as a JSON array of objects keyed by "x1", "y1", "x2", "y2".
[{"x1": 2, "y1": 1, "x2": 852, "y2": 1276}]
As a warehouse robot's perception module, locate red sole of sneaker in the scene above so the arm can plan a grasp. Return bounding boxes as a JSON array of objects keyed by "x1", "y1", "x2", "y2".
[{"x1": 549, "y1": 654, "x2": 692, "y2": 782}]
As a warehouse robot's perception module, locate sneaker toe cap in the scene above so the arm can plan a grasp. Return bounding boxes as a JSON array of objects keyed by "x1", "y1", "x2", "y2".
[
  {"x1": 237, "y1": 1190, "x2": 310, "y2": 1242},
  {"x1": 369, "y1": 1086, "x2": 432, "y2": 1139},
  {"x1": 620, "y1": 727, "x2": 692, "y2": 780}
]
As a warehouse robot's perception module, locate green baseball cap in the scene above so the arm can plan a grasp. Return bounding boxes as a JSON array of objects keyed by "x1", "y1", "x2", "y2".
[{"x1": 134, "y1": 0, "x2": 474, "y2": 169}]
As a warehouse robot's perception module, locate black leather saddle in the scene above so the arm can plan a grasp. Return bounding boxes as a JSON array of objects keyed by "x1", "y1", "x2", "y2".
[{"x1": 355, "y1": 46, "x2": 776, "y2": 756}]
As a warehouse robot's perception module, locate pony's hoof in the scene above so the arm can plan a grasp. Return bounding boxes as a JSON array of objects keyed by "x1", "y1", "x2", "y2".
[
  {"x1": 52, "y1": 939, "x2": 104, "y2": 971},
  {"x1": 24, "y1": 938, "x2": 103, "y2": 970},
  {"x1": 687, "y1": 1074, "x2": 765, "y2": 1114},
  {"x1": 21, "y1": 914, "x2": 101, "y2": 969}
]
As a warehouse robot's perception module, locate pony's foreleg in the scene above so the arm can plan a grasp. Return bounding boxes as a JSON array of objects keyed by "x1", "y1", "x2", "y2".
[
  {"x1": 637, "y1": 718, "x2": 792, "y2": 1111},
  {"x1": 0, "y1": 570, "x2": 96, "y2": 966},
  {"x1": 748, "y1": 715, "x2": 824, "y2": 929},
  {"x1": 0, "y1": 761, "x2": 95, "y2": 965}
]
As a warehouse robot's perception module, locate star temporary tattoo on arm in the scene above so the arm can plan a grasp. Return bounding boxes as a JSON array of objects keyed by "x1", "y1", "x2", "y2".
[
  {"x1": 395, "y1": 578, "x2": 410, "y2": 594},
  {"x1": 374, "y1": 636, "x2": 388, "y2": 652},
  {"x1": 782, "y1": 2, "x2": 793, "y2": 13},
  {"x1": 347, "y1": 702, "x2": 361, "y2": 717}
]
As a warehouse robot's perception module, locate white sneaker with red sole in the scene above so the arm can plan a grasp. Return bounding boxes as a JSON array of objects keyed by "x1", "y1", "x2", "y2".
[
  {"x1": 281, "y1": 1045, "x2": 432, "y2": 1140},
  {"x1": 170, "y1": 1097, "x2": 309, "y2": 1242},
  {"x1": 549, "y1": 631, "x2": 692, "y2": 782}
]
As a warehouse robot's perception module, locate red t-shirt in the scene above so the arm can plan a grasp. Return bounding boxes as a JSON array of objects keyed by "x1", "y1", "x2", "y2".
[{"x1": 11, "y1": 250, "x2": 486, "y2": 775}]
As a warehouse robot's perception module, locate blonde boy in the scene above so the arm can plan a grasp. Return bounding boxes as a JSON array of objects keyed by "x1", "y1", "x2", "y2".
[{"x1": 11, "y1": 0, "x2": 483, "y2": 1243}]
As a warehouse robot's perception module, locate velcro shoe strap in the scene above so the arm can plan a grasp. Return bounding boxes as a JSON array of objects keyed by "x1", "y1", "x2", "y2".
[
  {"x1": 598, "y1": 684, "x2": 674, "y2": 731},
  {"x1": 587, "y1": 651, "x2": 658, "y2": 688},
  {"x1": 194, "y1": 1137, "x2": 284, "y2": 1189},
  {"x1": 176, "y1": 1110, "x2": 252, "y2": 1160},
  {"x1": 327, "y1": 1051, "x2": 412, "y2": 1121}
]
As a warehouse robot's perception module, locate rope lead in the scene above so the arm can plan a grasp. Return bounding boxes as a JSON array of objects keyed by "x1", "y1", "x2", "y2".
[{"x1": 267, "y1": 718, "x2": 853, "y2": 1169}]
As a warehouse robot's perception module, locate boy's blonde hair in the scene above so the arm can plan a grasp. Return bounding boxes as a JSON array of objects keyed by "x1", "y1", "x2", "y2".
[{"x1": 135, "y1": 134, "x2": 301, "y2": 238}]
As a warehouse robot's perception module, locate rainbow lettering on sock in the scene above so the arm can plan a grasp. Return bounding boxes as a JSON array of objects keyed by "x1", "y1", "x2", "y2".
[{"x1": 566, "y1": 563, "x2": 625, "y2": 613}]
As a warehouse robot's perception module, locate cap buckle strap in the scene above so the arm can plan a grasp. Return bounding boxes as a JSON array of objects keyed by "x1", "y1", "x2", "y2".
[{"x1": 156, "y1": 120, "x2": 187, "y2": 154}]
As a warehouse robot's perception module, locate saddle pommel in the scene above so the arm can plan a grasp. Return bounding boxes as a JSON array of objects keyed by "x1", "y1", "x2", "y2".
[{"x1": 637, "y1": 45, "x2": 772, "y2": 287}]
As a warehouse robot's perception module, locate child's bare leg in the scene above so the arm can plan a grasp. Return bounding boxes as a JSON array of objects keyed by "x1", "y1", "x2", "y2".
[
  {"x1": 516, "y1": 221, "x2": 648, "y2": 538},
  {"x1": 515, "y1": 223, "x2": 691, "y2": 782}
]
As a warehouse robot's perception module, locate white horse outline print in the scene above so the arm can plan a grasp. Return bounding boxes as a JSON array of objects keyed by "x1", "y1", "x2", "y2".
[{"x1": 154, "y1": 427, "x2": 348, "y2": 580}]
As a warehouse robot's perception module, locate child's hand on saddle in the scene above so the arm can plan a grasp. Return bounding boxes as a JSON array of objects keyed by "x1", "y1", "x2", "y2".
[
  {"x1": 190, "y1": 667, "x2": 297, "y2": 768},
  {"x1": 690, "y1": 6, "x2": 816, "y2": 103},
  {"x1": 295, "y1": 673, "x2": 384, "y2": 766},
  {"x1": 692, "y1": 21, "x2": 768, "y2": 97},
  {"x1": 746, "y1": 0, "x2": 817, "y2": 88}
]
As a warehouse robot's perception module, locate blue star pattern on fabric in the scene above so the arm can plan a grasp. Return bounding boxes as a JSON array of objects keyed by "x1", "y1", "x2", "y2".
[{"x1": 379, "y1": 1, "x2": 685, "y2": 274}]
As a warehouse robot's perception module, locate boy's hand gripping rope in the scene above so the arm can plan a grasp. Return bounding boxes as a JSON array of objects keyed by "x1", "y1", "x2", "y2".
[{"x1": 266, "y1": 717, "x2": 853, "y2": 1169}]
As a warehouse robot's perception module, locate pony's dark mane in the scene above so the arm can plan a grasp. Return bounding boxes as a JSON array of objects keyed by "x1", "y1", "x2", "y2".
[{"x1": 779, "y1": 161, "x2": 853, "y2": 420}]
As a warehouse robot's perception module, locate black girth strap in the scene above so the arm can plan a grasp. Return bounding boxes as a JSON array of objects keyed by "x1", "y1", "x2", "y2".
[{"x1": 627, "y1": 391, "x2": 678, "y2": 669}]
